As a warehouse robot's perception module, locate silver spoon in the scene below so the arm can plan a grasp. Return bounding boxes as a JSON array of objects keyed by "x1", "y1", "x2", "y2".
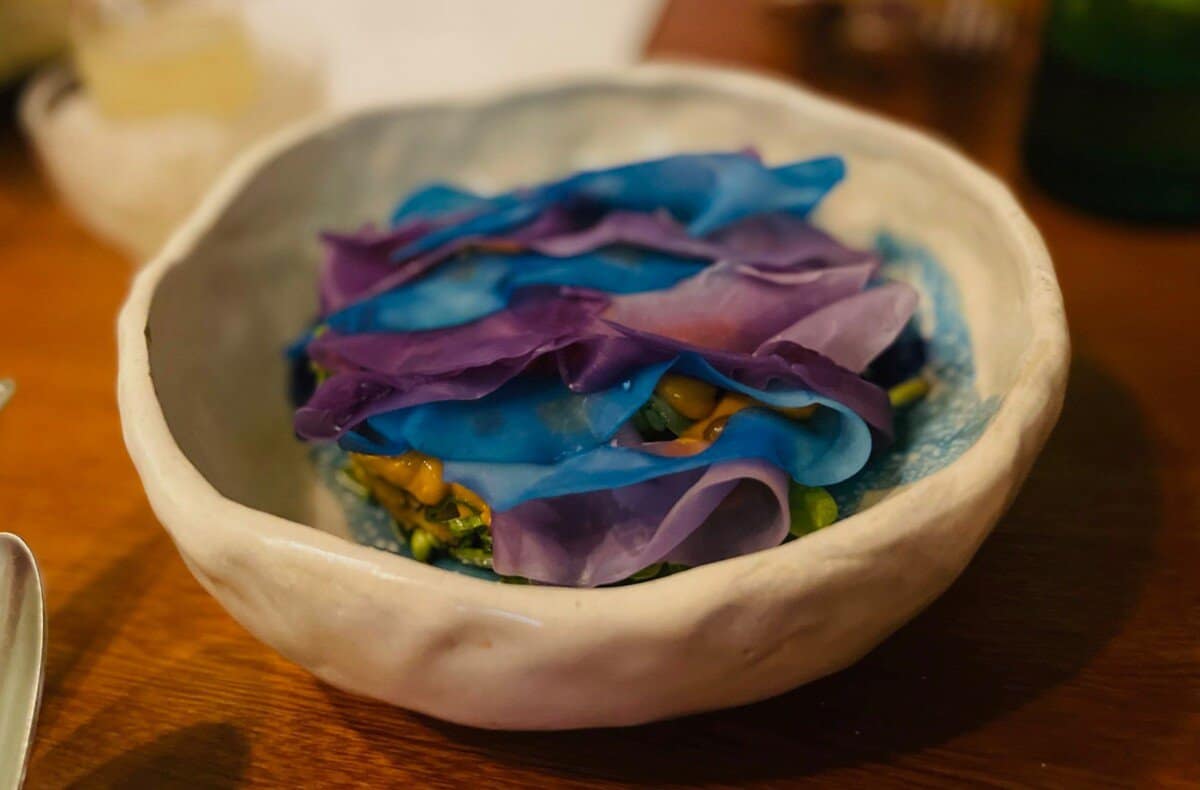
[{"x1": 0, "y1": 534, "x2": 46, "y2": 789}]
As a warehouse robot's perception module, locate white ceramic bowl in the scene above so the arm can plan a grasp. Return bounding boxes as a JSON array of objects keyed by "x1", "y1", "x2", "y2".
[{"x1": 118, "y1": 63, "x2": 1069, "y2": 730}]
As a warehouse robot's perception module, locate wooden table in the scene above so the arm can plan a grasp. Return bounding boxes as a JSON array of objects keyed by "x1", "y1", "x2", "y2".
[{"x1": 3, "y1": 2, "x2": 1198, "y2": 786}]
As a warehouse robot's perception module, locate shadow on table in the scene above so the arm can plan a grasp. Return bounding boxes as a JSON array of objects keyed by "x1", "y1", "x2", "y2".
[
  {"x1": 37, "y1": 528, "x2": 172, "y2": 733},
  {"x1": 24, "y1": 525, "x2": 250, "y2": 787},
  {"x1": 326, "y1": 356, "x2": 1164, "y2": 784},
  {"x1": 62, "y1": 722, "x2": 249, "y2": 790}
]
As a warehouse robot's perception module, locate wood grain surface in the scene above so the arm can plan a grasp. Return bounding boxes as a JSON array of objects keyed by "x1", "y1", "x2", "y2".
[{"x1": 2, "y1": 1, "x2": 1198, "y2": 786}]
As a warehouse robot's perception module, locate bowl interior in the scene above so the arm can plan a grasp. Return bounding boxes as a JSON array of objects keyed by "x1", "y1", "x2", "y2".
[{"x1": 144, "y1": 77, "x2": 1032, "y2": 555}]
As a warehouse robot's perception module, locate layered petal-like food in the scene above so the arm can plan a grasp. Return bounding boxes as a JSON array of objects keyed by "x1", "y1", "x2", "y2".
[{"x1": 290, "y1": 152, "x2": 928, "y2": 586}]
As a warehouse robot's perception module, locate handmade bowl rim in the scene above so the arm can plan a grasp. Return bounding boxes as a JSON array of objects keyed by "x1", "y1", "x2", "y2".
[{"x1": 117, "y1": 62, "x2": 1068, "y2": 723}]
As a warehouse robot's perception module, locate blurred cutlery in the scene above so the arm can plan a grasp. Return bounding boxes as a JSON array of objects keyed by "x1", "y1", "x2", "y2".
[{"x1": 0, "y1": 534, "x2": 46, "y2": 789}]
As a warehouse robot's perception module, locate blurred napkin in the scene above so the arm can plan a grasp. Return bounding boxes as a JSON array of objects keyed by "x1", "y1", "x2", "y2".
[
  {"x1": 243, "y1": 0, "x2": 665, "y2": 108},
  {"x1": 20, "y1": 0, "x2": 664, "y2": 260}
]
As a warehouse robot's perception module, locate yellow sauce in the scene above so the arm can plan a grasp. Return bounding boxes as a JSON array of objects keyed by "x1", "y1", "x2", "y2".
[
  {"x1": 449, "y1": 483, "x2": 491, "y2": 525},
  {"x1": 352, "y1": 451, "x2": 450, "y2": 506},
  {"x1": 345, "y1": 382, "x2": 816, "y2": 538},
  {"x1": 349, "y1": 452, "x2": 492, "y2": 545},
  {"x1": 775, "y1": 404, "x2": 819, "y2": 420},
  {"x1": 362, "y1": 474, "x2": 456, "y2": 544},
  {"x1": 654, "y1": 374, "x2": 719, "y2": 420},
  {"x1": 680, "y1": 392, "x2": 754, "y2": 440},
  {"x1": 679, "y1": 393, "x2": 818, "y2": 442}
]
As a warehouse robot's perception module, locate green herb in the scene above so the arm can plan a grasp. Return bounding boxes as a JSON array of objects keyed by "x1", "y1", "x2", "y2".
[
  {"x1": 629, "y1": 562, "x2": 664, "y2": 581},
  {"x1": 652, "y1": 394, "x2": 694, "y2": 434},
  {"x1": 787, "y1": 483, "x2": 838, "y2": 537},
  {"x1": 642, "y1": 401, "x2": 667, "y2": 432},
  {"x1": 631, "y1": 408, "x2": 654, "y2": 436},
  {"x1": 633, "y1": 394, "x2": 694, "y2": 439},
  {"x1": 444, "y1": 514, "x2": 487, "y2": 539},
  {"x1": 617, "y1": 562, "x2": 690, "y2": 585},
  {"x1": 448, "y1": 545, "x2": 494, "y2": 569},
  {"x1": 423, "y1": 499, "x2": 459, "y2": 522}
]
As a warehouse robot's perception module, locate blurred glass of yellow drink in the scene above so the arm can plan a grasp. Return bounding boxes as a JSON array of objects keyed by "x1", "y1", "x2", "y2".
[{"x1": 71, "y1": 0, "x2": 259, "y2": 119}]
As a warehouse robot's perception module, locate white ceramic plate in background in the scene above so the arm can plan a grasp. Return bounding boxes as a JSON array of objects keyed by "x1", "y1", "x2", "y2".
[{"x1": 117, "y1": 63, "x2": 1068, "y2": 730}]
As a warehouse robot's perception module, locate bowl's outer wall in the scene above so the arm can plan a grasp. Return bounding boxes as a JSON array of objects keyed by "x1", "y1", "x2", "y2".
[{"x1": 119, "y1": 64, "x2": 1069, "y2": 729}]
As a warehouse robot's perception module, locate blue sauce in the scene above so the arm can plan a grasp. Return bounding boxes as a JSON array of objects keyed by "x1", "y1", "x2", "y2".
[{"x1": 829, "y1": 233, "x2": 1001, "y2": 513}]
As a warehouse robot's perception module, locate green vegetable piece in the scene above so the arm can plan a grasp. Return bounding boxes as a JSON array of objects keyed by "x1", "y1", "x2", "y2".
[
  {"x1": 424, "y1": 499, "x2": 459, "y2": 522},
  {"x1": 788, "y1": 483, "x2": 838, "y2": 537},
  {"x1": 643, "y1": 400, "x2": 667, "y2": 432},
  {"x1": 631, "y1": 409, "x2": 653, "y2": 436},
  {"x1": 649, "y1": 394, "x2": 693, "y2": 435},
  {"x1": 444, "y1": 514, "x2": 487, "y2": 538},
  {"x1": 888, "y1": 376, "x2": 930, "y2": 409},
  {"x1": 632, "y1": 393, "x2": 696, "y2": 440},
  {"x1": 410, "y1": 528, "x2": 436, "y2": 563},
  {"x1": 307, "y1": 326, "x2": 332, "y2": 383},
  {"x1": 449, "y1": 546, "x2": 494, "y2": 568},
  {"x1": 629, "y1": 563, "x2": 664, "y2": 582},
  {"x1": 633, "y1": 394, "x2": 694, "y2": 438}
]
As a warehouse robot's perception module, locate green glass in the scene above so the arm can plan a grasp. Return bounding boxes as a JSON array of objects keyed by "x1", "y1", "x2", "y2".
[{"x1": 1022, "y1": 0, "x2": 1200, "y2": 222}]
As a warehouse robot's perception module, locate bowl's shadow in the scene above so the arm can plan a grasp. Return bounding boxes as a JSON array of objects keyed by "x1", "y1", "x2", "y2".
[
  {"x1": 61, "y1": 723, "x2": 249, "y2": 790},
  {"x1": 25, "y1": 529, "x2": 252, "y2": 788},
  {"x1": 323, "y1": 356, "x2": 1163, "y2": 784},
  {"x1": 36, "y1": 530, "x2": 171, "y2": 734}
]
